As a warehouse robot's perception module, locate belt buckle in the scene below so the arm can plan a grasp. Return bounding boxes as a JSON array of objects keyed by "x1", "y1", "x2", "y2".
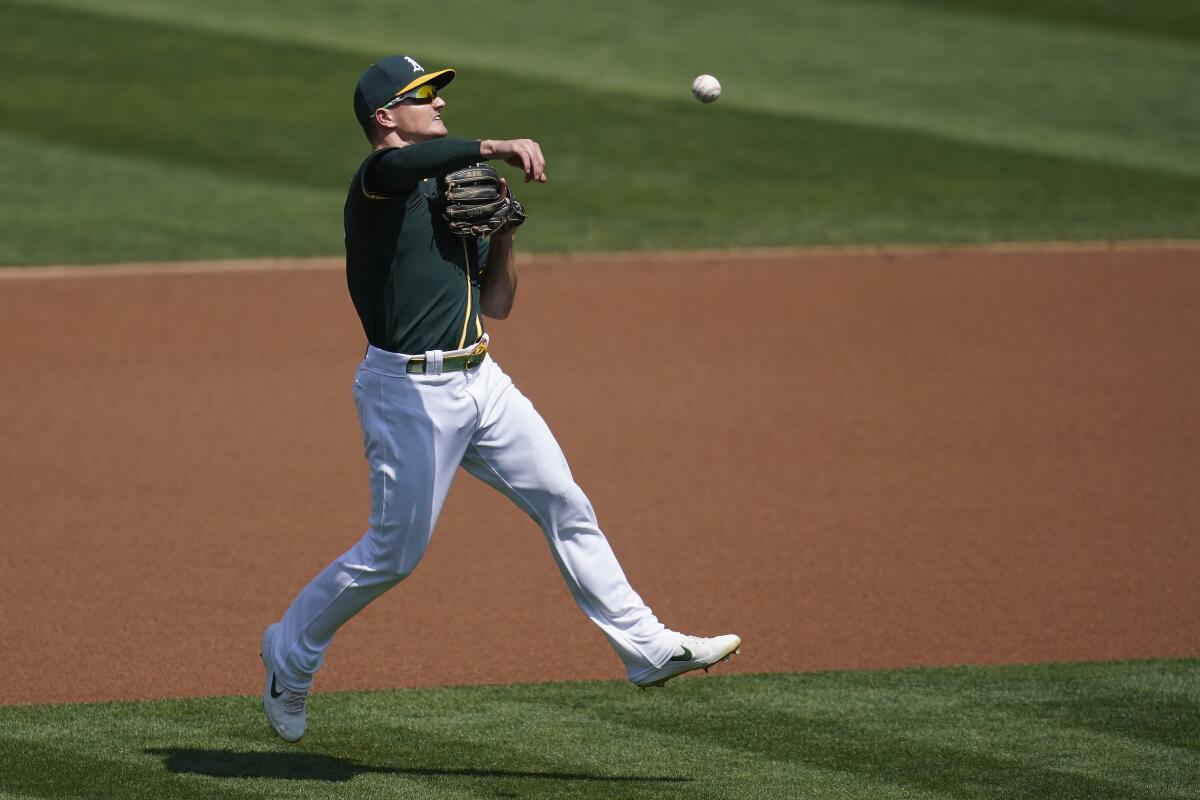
[{"x1": 469, "y1": 340, "x2": 488, "y2": 368}]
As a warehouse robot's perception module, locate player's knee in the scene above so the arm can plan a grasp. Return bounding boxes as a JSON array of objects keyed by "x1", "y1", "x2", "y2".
[
  {"x1": 373, "y1": 556, "x2": 420, "y2": 585},
  {"x1": 367, "y1": 526, "x2": 430, "y2": 582},
  {"x1": 541, "y1": 477, "x2": 586, "y2": 512},
  {"x1": 537, "y1": 480, "x2": 596, "y2": 531}
]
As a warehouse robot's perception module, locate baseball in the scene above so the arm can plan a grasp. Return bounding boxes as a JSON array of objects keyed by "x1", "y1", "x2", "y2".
[{"x1": 692, "y1": 74, "x2": 721, "y2": 104}]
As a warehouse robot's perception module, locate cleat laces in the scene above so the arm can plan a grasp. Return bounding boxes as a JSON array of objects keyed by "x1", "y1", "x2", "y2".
[{"x1": 282, "y1": 689, "x2": 308, "y2": 715}]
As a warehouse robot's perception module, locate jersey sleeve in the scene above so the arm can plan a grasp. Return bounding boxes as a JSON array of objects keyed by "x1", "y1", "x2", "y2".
[{"x1": 361, "y1": 138, "x2": 484, "y2": 199}]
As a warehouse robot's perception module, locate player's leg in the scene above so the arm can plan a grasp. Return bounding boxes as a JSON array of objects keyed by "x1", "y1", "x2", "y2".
[
  {"x1": 268, "y1": 359, "x2": 475, "y2": 691},
  {"x1": 459, "y1": 356, "x2": 683, "y2": 679}
]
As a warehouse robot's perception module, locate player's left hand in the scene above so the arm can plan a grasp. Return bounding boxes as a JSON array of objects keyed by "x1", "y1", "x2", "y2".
[{"x1": 441, "y1": 164, "x2": 527, "y2": 237}]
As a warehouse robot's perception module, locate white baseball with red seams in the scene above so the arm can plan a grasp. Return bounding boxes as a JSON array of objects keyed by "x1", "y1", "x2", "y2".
[{"x1": 692, "y1": 74, "x2": 721, "y2": 103}]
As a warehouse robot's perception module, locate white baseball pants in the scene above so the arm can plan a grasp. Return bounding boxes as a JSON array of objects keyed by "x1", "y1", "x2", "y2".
[{"x1": 269, "y1": 342, "x2": 681, "y2": 690}]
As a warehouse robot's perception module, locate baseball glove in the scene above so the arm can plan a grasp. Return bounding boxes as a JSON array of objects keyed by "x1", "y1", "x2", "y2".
[{"x1": 440, "y1": 164, "x2": 526, "y2": 237}]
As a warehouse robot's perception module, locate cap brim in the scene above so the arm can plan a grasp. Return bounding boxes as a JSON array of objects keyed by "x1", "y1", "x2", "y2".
[{"x1": 391, "y1": 68, "x2": 455, "y2": 99}]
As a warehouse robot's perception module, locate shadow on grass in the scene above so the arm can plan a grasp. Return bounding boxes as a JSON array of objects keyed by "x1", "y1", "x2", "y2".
[
  {"x1": 145, "y1": 748, "x2": 691, "y2": 785},
  {"x1": 1021, "y1": 690, "x2": 1200, "y2": 752}
]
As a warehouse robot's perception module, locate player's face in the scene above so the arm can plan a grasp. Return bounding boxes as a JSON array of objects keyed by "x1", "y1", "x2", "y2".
[{"x1": 382, "y1": 87, "x2": 448, "y2": 143}]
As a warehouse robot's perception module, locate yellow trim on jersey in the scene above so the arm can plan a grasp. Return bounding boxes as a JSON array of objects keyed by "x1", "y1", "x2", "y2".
[
  {"x1": 457, "y1": 239, "x2": 473, "y2": 350},
  {"x1": 360, "y1": 159, "x2": 390, "y2": 200}
]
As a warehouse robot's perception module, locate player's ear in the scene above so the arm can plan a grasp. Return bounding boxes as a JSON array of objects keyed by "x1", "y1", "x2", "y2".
[{"x1": 374, "y1": 108, "x2": 395, "y2": 130}]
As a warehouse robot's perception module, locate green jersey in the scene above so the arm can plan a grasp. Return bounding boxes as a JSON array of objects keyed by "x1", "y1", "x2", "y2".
[{"x1": 345, "y1": 138, "x2": 491, "y2": 354}]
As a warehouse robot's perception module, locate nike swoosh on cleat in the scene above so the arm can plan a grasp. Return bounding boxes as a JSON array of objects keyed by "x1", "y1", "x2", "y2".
[
  {"x1": 669, "y1": 646, "x2": 693, "y2": 662},
  {"x1": 270, "y1": 674, "x2": 284, "y2": 699}
]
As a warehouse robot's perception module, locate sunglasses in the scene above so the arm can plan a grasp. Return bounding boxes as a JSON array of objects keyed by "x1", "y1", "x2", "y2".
[{"x1": 382, "y1": 84, "x2": 439, "y2": 108}]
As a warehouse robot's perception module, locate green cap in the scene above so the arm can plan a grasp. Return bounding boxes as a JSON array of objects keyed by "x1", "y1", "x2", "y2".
[{"x1": 353, "y1": 55, "x2": 455, "y2": 128}]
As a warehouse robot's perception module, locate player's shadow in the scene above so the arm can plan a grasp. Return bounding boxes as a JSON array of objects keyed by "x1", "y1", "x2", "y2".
[{"x1": 145, "y1": 747, "x2": 691, "y2": 785}]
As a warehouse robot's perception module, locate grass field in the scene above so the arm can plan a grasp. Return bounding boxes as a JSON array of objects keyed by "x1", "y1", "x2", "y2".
[
  {"x1": 1, "y1": 0, "x2": 1198, "y2": 264},
  {"x1": 0, "y1": 661, "x2": 1196, "y2": 799},
  {"x1": 2, "y1": 4, "x2": 1197, "y2": 798}
]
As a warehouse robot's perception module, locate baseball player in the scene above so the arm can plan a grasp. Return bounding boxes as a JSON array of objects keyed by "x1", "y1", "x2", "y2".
[{"x1": 259, "y1": 55, "x2": 741, "y2": 743}]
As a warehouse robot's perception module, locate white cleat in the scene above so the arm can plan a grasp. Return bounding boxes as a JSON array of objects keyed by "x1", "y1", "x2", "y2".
[
  {"x1": 632, "y1": 634, "x2": 742, "y2": 689},
  {"x1": 260, "y1": 623, "x2": 308, "y2": 742}
]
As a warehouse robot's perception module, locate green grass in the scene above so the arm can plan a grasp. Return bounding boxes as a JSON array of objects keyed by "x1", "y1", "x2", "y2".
[
  {"x1": 1, "y1": 661, "x2": 1197, "y2": 799},
  {"x1": 894, "y1": 0, "x2": 1200, "y2": 44},
  {"x1": 1, "y1": 0, "x2": 1198, "y2": 265}
]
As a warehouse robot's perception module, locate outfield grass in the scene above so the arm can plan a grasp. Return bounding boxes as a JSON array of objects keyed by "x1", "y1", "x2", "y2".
[
  {"x1": 0, "y1": 660, "x2": 1196, "y2": 799},
  {"x1": 1, "y1": 0, "x2": 1198, "y2": 265}
]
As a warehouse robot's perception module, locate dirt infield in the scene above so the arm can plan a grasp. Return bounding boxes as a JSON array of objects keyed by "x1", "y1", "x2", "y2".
[{"x1": 2, "y1": 245, "x2": 1198, "y2": 706}]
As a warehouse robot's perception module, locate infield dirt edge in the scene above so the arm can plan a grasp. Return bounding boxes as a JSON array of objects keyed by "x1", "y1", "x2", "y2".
[{"x1": 1, "y1": 239, "x2": 1198, "y2": 281}]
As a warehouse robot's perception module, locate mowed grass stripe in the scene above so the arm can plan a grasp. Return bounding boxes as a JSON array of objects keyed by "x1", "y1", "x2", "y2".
[
  {"x1": 3, "y1": 2, "x2": 1200, "y2": 265},
  {"x1": 0, "y1": 131, "x2": 343, "y2": 264},
  {"x1": 1, "y1": 662, "x2": 1198, "y2": 800},
  {"x1": 5, "y1": 102, "x2": 1199, "y2": 267},
  {"x1": 0, "y1": 1, "x2": 364, "y2": 190},
  {"x1": 27, "y1": 0, "x2": 1200, "y2": 176},
  {"x1": 882, "y1": 0, "x2": 1200, "y2": 44}
]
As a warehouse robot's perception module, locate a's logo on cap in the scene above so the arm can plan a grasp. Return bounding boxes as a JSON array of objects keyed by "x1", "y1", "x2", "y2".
[{"x1": 404, "y1": 56, "x2": 424, "y2": 73}]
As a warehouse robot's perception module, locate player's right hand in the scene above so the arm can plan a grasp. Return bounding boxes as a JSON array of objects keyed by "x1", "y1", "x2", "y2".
[{"x1": 481, "y1": 138, "x2": 547, "y2": 184}]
